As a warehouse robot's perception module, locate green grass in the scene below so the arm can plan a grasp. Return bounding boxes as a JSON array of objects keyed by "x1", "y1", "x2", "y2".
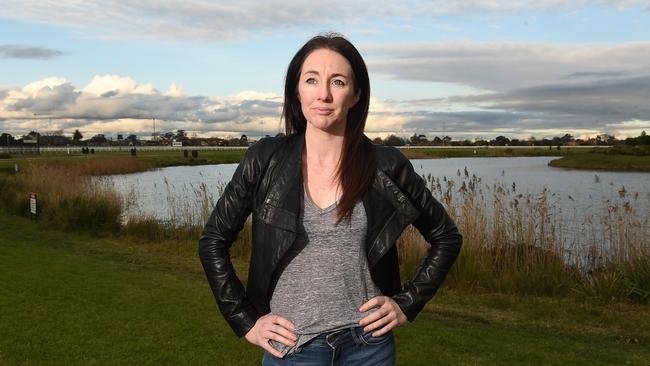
[
  {"x1": 0, "y1": 149, "x2": 246, "y2": 176},
  {"x1": 399, "y1": 146, "x2": 591, "y2": 159},
  {"x1": 1, "y1": 213, "x2": 649, "y2": 365},
  {"x1": 549, "y1": 153, "x2": 650, "y2": 171}
]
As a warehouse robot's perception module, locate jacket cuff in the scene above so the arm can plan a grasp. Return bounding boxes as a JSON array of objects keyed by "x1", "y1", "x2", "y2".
[
  {"x1": 392, "y1": 285, "x2": 429, "y2": 322},
  {"x1": 228, "y1": 306, "x2": 260, "y2": 338}
]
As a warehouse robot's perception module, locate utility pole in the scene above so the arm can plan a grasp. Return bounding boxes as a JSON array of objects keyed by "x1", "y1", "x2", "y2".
[{"x1": 152, "y1": 117, "x2": 156, "y2": 141}]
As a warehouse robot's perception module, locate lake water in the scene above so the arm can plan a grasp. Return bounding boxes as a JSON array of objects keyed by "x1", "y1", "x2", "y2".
[{"x1": 104, "y1": 156, "x2": 649, "y2": 255}]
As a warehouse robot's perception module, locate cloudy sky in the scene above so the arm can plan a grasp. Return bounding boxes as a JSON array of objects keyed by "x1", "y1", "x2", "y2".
[{"x1": 1, "y1": 0, "x2": 649, "y2": 141}]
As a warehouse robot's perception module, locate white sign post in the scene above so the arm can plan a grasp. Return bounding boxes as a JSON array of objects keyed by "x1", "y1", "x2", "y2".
[{"x1": 29, "y1": 193, "x2": 37, "y2": 219}]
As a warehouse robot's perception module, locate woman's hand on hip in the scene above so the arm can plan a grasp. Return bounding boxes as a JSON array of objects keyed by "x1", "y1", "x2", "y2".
[
  {"x1": 244, "y1": 313, "x2": 297, "y2": 358},
  {"x1": 359, "y1": 296, "x2": 407, "y2": 336}
]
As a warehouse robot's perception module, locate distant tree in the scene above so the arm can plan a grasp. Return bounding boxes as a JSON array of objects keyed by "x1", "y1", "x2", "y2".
[
  {"x1": 126, "y1": 134, "x2": 138, "y2": 144},
  {"x1": 89, "y1": 134, "x2": 107, "y2": 144},
  {"x1": 175, "y1": 129, "x2": 187, "y2": 140},
  {"x1": 384, "y1": 134, "x2": 405, "y2": 146},
  {"x1": 162, "y1": 131, "x2": 175, "y2": 140},
  {"x1": 26, "y1": 131, "x2": 41, "y2": 139},
  {"x1": 560, "y1": 134, "x2": 574, "y2": 144},
  {"x1": 372, "y1": 136, "x2": 384, "y2": 145},
  {"x1": 493, "y1": 135, "x2": 510, "y2": 146},
  {"x1": 640, "y1": 131, "x2": 650, "y2": 145},
  {"x1": 409, "y1": 133, "x2": 428, "y2": 145},
  {"x1": 72, "y1": 129, "x2": 83, "y2": 143},
  {"x1": 1, "y1": 133, "x2": 16, "y2": 147},
  {"x1": 432, "y1": 136, "x2": 442, "y2": 145},
  {"x1": 442, "y1": 136, "x2": 452, "y2": 145},
  {"x1": 626, "y1": 131, "x2": 650, "y2": 146},
  {"x1": 240, "y1": 134, "x2": 248, "y2": 143}
]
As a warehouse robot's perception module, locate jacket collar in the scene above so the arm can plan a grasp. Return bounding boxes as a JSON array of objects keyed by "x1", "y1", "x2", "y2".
[{"x1": 261, "y1": 132, "x2": 419, "y2": 265}]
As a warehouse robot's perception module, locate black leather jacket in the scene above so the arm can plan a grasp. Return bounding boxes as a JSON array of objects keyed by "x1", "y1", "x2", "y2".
[{"x1": 199, "y1": 133, "x2": 462, "y2": 337}]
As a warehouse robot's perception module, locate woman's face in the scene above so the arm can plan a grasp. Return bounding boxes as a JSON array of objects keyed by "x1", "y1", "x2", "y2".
[{"x1": 298, "y1": 48, "x2": 360, "y2": 135}]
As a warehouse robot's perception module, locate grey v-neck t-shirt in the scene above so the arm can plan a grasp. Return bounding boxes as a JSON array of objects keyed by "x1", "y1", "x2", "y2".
[{"x1": 268, "y1": 188, "x2": 382, "y2": 356}]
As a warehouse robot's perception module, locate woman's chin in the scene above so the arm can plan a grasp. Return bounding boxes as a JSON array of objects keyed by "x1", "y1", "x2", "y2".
[{"x1": 307, "y1": 119, "x2": 346, "y2": 135}]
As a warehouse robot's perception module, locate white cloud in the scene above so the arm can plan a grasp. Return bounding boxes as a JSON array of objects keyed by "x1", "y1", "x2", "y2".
[
  {"x1": 0, "y1": 75, "x2": 285, "y2": 138},
  {"x1": 22, "y1": 77, "x2": 67, "y2": 97},
  {"x1": 165, "y1": 82, "x2": 185, "y2": 97},
  {"x1": 82, "y1": 75, "x2": 157, "y2": 96},
  {"x1": 2, "y1": 72, "x2": 649, "y2": 140}
]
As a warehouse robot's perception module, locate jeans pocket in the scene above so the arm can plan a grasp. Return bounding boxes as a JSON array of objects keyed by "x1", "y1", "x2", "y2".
[{"x1": 359, "y1": 330, "x2": 393, "y2": 346}]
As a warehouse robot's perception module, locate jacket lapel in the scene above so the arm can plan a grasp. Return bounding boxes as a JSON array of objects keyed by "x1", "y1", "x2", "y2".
[
  {"x1": 364, "y1": 170, "x2": 420, "y2": 268},
  {"x1": 258, "y1": 134, "x2": 304, "y2": 233}
]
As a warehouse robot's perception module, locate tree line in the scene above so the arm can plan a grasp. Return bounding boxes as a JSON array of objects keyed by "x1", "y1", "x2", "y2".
[{"x1": 1, "y1": 130, "x2": 648, "y2": 148}]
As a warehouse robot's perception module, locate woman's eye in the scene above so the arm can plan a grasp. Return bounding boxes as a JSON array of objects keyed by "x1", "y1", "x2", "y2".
[
  {"x1": 332, "y1": 79, "x2": 345, "y2": 87},
  {"x1": 305, "y1": 78, "x2": 317, "y2": 85}
]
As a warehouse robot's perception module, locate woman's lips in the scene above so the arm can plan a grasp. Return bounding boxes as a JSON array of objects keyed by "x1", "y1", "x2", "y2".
[{"x1": 313, "y1": 107, "x2": 334, "y2": 114}]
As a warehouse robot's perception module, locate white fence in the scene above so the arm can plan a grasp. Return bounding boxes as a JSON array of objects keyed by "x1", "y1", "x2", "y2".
[{"x1": 1, "y1": 144, "x2": 611, "y2": 154}]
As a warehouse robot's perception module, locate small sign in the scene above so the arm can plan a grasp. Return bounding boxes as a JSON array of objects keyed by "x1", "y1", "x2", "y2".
[
  {"x1": 172, "y1": 141, "x2": 183, "y2": 147},
  {"x1": 29, "y1": 193, "x2": 37, "y2": 216}
]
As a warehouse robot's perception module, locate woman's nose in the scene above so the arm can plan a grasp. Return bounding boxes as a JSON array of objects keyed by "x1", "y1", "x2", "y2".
[{"x1": 317, "y1": 83, "x2": 332, "y2": 101}]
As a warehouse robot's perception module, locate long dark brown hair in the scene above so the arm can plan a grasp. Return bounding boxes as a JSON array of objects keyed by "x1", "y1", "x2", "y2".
[{"x1": 282, "y1": 33, "x2": 376, "y2": 223}]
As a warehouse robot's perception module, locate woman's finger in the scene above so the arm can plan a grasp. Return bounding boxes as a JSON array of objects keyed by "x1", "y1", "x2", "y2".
[
  {"x1": 358, "y1": 307, "x2": 386, "y2": 327},
  {"x1": 270, "y1": 324, "x2": 297, "y2": 342},
  {"x1": 371, "y1": 319, "x2": 399, "y2": 337},
  {"x1": 261, "y1": 340, "x2": 285, "y2": 359},
  {"x1": 363, "y1": 311, "x2": 392, "y2": 332},
  {"x1": 359, "y1": 296, "x2": 384, "y2": 312},
  {"x1": 263, "y1": 330, "x2": 297, "y2": 347},
  {"x1": 272, "y1": 315, "x2": 296, "y2": 331}
]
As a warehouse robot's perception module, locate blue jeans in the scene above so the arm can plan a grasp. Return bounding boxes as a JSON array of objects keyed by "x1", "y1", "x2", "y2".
[{"x1": 262, "y1": 326, "x2": 395, "y2": 366}]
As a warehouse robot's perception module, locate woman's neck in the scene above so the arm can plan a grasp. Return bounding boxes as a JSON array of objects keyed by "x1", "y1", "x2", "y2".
[{"x1": 303, "y1": 124, "x2": 345, "y2": 166}]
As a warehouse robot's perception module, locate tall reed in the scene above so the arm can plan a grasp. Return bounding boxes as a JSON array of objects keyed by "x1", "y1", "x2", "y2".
[
  {"x1": 0, "y1": 162, "x2": 123, "y2": 233},
  {"x1": 396, "y1": 169, "x2": 650, "y2": 303}
]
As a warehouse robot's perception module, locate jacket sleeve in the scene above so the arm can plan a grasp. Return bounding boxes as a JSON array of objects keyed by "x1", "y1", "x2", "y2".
[
  {"x1": 198, "y1": 143, "x2": 263, "y2": 337},
  {"x1": 390, "y1": 154, "x2": 462, "y2": 321}
]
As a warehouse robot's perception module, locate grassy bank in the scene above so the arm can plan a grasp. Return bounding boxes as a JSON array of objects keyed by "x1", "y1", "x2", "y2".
[
  {"x1": 549, "y1": 153, "x2": 650, "y2": 171},
  {"x1": 0, "y1": 148, "x2": 246, "y2": 175},
  {"x1": 1, "y1": 212, "x2": 649, "y2": 365},
  {"x1": 400, "y1": 146, "x2": 589, "y2": 159}
]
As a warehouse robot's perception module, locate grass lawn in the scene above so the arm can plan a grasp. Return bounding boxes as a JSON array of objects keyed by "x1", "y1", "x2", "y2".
[
  {"x1": 399, "y1": 147, "x2": 588, "y2": 159},
  {"x1": 0, "y1": 148, "x2": 246, "y2": 174},
  {"x1": 549, "y1": 153, "x2": 650, "y2": 172},
  {"x1": 1, "y1": 212, "x2": 649, "y2": 365}
]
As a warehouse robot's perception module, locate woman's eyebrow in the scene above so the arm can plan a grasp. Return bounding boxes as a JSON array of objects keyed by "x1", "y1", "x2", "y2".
[{"x1": 302, "y1": 70, "x2": 349, "y2": 78}]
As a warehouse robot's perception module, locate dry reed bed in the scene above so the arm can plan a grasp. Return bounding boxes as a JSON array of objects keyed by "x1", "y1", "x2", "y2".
[{"x1": 397, "y1": 171, "x2": 650, "y2": 302}]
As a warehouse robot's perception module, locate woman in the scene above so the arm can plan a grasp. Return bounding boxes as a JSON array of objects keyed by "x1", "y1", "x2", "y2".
[{"x1": 199, "y1": 33, "x2": 462, "y2": 365}]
